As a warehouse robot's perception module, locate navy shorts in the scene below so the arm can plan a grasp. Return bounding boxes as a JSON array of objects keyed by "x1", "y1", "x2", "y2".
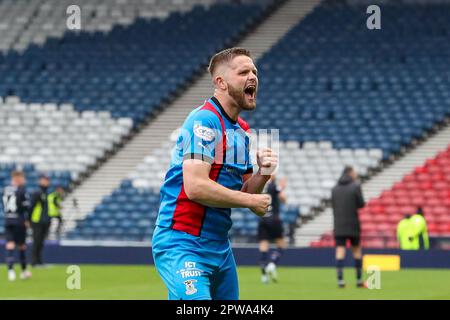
[
  {"x1": 335, "y1": 235, "x2": 360, "y2": 247},
  {"x1": 5, "y1": 224, "x2": 27, "y2": 245},
  {"x1": 258, "y1": 217, "x2": 284, "y2": 241}
]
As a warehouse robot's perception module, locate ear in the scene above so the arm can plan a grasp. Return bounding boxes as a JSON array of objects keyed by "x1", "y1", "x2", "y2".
[{"x1": 214, "y1": 75, "x2": 227, "y2": 91}]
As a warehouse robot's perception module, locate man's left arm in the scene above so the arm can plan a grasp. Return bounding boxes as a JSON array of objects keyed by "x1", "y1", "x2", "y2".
[
  {"x1": 241, "y1": 148, "x2": 278, "y2": 194},
  {"x1": 356, "y1": 184, "x2": 365, "y2": 209}
]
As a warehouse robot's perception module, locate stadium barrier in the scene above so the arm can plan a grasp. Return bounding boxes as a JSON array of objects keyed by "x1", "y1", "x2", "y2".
[{"x1": 1, "y1": 241, "x2": 449, "y2": 269}]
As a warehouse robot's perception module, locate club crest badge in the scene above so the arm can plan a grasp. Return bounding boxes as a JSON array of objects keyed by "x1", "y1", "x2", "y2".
[{"x1": 184, "y1": 279, "x2": 198, "y2": 295}]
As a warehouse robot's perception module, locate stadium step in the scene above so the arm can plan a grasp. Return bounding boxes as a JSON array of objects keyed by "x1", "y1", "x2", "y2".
[
  {"x1": 59, "y1": 0, "x2": 322, "y2": 236},
  {"x1": 294, "y1": 121, "x2": 450, "y2": 247}
]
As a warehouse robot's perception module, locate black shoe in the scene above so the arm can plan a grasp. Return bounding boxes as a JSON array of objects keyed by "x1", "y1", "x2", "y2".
[{"x1": 356, "y1": 281, "x2": 367, "y2": 288}]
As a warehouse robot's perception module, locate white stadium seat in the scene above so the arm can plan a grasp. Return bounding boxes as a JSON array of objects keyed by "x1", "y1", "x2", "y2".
[{"x1": 0, "y1": 97, "x2": 132, "y2": 177}]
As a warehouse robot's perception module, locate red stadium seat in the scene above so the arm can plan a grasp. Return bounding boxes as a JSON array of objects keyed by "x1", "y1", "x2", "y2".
[
  {"x1": 411, "y1": 196, "x2": 425, "y2": 207},
  {"x1": 372, "y1": 215, "x2": 387, "y2": 223},
  {"x1": 419, "y1": 181, "x2": 433, "y2": 190},
  {"x1": 386, "y1": 240, "x2": 399, "y2": 249},
  {"x1": 403, "y1": 174, "x2": 416, "y2": 184},
  {"x1": 415, "y1": 166, "x2": 427, "y2": 174},
  {"x1": 310, "y1": 241, "x2": 321, "y2": 248},
  {"x1": 387, "y1": 214, "x2": 403, "y2": 223},
  {"x1": 396, "y1": 196, "x2": 411, "y2": 206},
  {"x1": 385, "y1": 205, "x2": 400, "y2": 215},
  {"x1": 371, "y1": 205, "x2": 386, "y2": 215},
  {"x1": 380, "y1": 196, "x2": 397, "y2": 206}
]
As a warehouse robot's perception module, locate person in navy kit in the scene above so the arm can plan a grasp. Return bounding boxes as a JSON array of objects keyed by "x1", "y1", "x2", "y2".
[{"x1": 2, "y1": 170, "x2": 32, "y2": 281}]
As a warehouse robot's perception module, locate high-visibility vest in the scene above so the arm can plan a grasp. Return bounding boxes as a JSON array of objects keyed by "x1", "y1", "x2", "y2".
[
  {"x1": 31, "y1": 200, "x2": 44, "y2": 223},
  {"x1": 397, "y1": 218, "x2": 415, "y2": 250},
  {"x1": 410, "y1": 214, "x2": 429, "y2": 250},
  {"x1": 48, "y1": 192, "x2": 62, "y2": 218},
  {"x1": 31, "y1": 191, "x2": 57, "y2": 223}
]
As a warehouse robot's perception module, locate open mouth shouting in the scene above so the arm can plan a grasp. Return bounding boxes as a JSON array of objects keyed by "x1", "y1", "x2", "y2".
[{"x1": 244, "y1": 84, "x2": 257, "y2": 101}]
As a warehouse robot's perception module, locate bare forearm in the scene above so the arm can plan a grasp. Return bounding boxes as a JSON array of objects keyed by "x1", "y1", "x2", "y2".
[
  {"x1": 187, "y1": 178, "x2": 253, "y2": 208},
  {"x1": 241, "y1": 170, "x2": 271, "y2": 194}
]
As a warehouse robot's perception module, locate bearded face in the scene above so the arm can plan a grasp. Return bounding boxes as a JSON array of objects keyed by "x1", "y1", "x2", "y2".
[
  {"x1": 227, "y1": 81, "x2": 257, "y2": 111},
  {"x1": 224, "y1": 55, "x2": 258, "y2": 111}
]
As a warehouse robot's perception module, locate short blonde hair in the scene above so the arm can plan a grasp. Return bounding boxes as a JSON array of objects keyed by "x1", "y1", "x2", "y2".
[
  {"x1": 208, "y1": 47, "x2": 252, "y2": 76},
  {"x1": 11, "y1": 170, "x2": 24, "y2": 178}
]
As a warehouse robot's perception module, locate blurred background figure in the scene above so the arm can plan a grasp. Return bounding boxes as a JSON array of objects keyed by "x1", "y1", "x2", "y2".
[
  {"x1": 258, "y1": 175, "x2": 287, "y2": 283},
  {"x1": 2, "y1": 170, "x2": 32, "y2": 281},
  {"x1": 397, "y1": 207, "x2": 430, "y2": 250},
  {"x1": 48, "y1": 185, "x2": 65, "y2": 240},
  {"x1": 397, "y1": 214, "x2": 414, "y2": 250},
  {"x1": 410, "y1": 207, "x2": 430, "y2": 250},
  {"x1": 331, "y1": 166, "x2": 365, "y2": 288},
  {"x1": 29, "y1": 174, "x2": 51, "y2": 267}
]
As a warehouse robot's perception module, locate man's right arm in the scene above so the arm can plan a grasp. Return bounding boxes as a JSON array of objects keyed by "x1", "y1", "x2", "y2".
[{"x1": 183, "y1": 159, "x2": 270, "y2": 216}]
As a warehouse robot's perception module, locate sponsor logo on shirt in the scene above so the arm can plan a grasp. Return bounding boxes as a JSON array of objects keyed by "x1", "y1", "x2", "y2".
[{"x1": 193, "y1": 124, "x2": 215, "y2": 142}]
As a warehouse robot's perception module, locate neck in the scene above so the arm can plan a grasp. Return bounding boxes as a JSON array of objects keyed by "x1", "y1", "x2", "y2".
[{"x1": 213, "y1": 92, "x2": 240, "y2": 122}]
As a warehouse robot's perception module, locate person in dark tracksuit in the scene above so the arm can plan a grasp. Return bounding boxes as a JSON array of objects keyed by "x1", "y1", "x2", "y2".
[
  {"x1": 258, "y1": 175, "x2": 287, "y2": 283},
  {"x1": 2, "y1": 170, "x2": 32, "y2": 281},
  {"x1": 331, "y1": 166, "x2": 365, "y2": 288},
  {"x1": 29, "y1": 174, "x2": 52, "y2": 267}
]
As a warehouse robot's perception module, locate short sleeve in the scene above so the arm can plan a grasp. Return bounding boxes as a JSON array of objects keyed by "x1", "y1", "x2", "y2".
[{"x1": 180, "y1": 109, "x2": 221, "y2": 164}]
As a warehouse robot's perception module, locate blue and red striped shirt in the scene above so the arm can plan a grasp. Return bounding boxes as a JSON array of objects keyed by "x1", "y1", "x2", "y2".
[{"x1": 156, "y1": 97, "x2": 253, "y2": 240}]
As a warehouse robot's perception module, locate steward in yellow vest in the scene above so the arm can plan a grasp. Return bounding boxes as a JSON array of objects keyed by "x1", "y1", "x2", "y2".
[
  {"x1": 397, "y1": 214, "x2": 415, "y2": 250},
  {"x1": 410, "y1": 207, "x2": 430, "y2": 250},
  {"x1": 48, "y1": 186, "x2": 65, "y2": 239}
]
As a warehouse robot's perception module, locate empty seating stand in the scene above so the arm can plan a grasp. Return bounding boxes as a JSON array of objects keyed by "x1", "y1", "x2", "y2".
[
  {"x1": 249, "y1": 2, "x2": 450, "y2": 160},
  {"x1": 66, "y1": 180, "x2": 158, "y2": 241},
  {"x1": 0, "y1": 2, "x2": 267, "y2": 125},
  {"x1": 0, "y1": 96, "x2": 132, "y2": 179}
]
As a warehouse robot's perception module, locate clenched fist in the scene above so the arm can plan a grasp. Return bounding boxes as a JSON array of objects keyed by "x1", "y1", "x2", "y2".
[
  {"x1": 249, "y1": 193, "x2": 271, "y2": 217},
  {"x1": 257, "y1": 148, "x2": 278, "y2": 175}
]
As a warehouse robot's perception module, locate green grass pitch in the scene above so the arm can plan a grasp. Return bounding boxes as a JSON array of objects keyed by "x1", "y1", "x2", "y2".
[{"x1": 1, "y1": 265, "x2": 449, "y2": 299}]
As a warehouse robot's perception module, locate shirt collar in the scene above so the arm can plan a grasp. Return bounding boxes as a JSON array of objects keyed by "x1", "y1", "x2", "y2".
[{"x1": 210, "y1": 96, "x2": 237, "y2": 125}]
